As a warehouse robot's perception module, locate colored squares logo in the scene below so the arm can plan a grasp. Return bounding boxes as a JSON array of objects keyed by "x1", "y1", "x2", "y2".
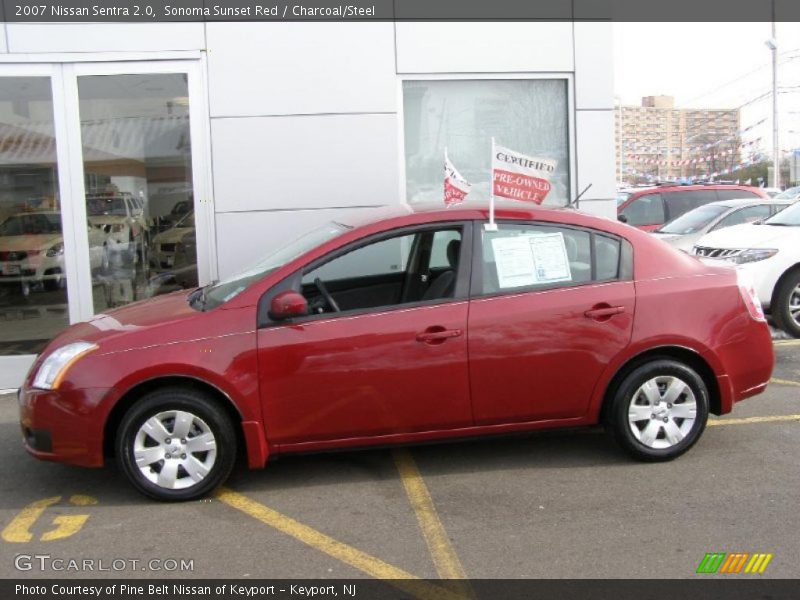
[{"x1": 697, "y1": 552, "x2": 773, "y2": 574}]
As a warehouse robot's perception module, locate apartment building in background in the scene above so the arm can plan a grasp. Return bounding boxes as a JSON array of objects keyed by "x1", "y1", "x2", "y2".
[{"x1": 616, "y1": 95, "x2": 741, "y2": 182}]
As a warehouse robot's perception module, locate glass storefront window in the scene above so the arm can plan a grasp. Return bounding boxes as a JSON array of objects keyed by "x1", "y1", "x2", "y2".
[
  {"x1": 0, "y1": 77, "x2": 70, "y2": 356},
  {"x1": 403, "y1": 79, "x2": 570, "y2": 206},
  {"x1": 77, "y1": 73, "x2": 198, "y2": 312}
]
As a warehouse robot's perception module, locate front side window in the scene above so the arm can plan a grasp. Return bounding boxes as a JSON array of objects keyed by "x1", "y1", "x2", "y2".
[
  {"x1": 301, "y1": 226, "x2": 464, "y2": 315},
  {"x1": 712, "y1": 205, "x2": 771, "y2": 231},
  {"x1": 403, "y1": 79, "x2": 570, "y2": 206},
  {"x1": 622, "y1": 193, "x2": 665, "y2": 226},
  {"x1": 658, "y1": 204, "x2": 728, "y2": 234}
]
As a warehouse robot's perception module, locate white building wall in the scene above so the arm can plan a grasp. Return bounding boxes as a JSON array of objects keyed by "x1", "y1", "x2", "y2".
[{"x1": 0, "y1": 21, "x2": 616, "y2": 279}]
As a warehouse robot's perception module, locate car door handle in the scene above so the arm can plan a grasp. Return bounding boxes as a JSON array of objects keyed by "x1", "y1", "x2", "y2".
[
  {"x1": 584, "y1": 305, "x2": 625, "y2": 320},
  {"x1": 416, "y1": 327, "x2": 463, "y2": 344}
]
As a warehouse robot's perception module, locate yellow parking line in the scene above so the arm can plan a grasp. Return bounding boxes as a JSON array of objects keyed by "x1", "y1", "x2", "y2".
[
  {"x1": 773, "y1": 339, "x2": 800, "y2": 347},
  {"x1": 770, "y1": 378, "x2": 800, "y2": 387},
  {"x1": 393, "y1": 449, "x2": 471, "y2": 590},
  {"x1": 708, "y1": 414, "x2": 800, "y2": 427},
  {"x1": 215, "y1": 488, "x2": 466, "y2": 600}
]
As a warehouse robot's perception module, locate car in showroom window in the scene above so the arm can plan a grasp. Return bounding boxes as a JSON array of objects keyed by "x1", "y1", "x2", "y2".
[
  {"x1": 693, "y1": 199, "x2": 800, "y2": 336},
  {"x1": 19, "y1": 202, "x2": 774, "y2": 501}
]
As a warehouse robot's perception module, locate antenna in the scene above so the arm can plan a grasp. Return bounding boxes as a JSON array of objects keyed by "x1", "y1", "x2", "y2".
[{"x1": 565, "y1": 183, "x2": 592, "y2": 208}]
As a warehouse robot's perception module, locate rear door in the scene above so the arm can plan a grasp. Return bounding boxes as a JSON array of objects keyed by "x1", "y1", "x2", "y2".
[{"x1": 468, "y1": 222, "x2": 635, "y2": 424}]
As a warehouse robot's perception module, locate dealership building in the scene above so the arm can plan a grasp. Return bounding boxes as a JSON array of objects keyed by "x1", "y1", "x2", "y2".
[{"x1": 0, "y1": 20, "x2": 615, "y2": 388}]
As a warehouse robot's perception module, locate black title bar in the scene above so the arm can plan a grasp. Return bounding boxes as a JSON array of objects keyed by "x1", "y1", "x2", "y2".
[{"x1": 1, "y1": 0, "x2": 800, "y2": 22}]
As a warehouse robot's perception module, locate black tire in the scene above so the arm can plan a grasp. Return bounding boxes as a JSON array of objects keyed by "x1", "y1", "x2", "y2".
[
  {"x1": 772, "y1": 269, "x2": 800, "y2": 338},
  {"x1": 608, "y1": 359, "x2": 709, "y2": 462},
  {"x1": 116, "y1": 387, "x2": 237, "y2": 501}
]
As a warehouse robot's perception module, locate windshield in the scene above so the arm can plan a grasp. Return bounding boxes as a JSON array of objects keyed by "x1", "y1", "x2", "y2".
[
  {"x1": 774, "y1": 186, "x2": 800, "y2": 200},
  {"x1": 657, "y1": 204, "x2": 729, "y2": 234},
  {"x1": 616, "y1": 192, "x2": 631, "y2": 206},
  {"x1": 199, "y1": 222, "x2": 351, "y2": 310},
  {"x1": 176, "y1": 212, "x2": 195, "y2": 228},
  {"x1": 764, "y1": 201, "x2": 800, "y2": 226},
  {"x1": 0, "y1": 213, "x2": 61, "y2": 236},
  {"x1": 87, "y1": 197, "x2": 128, "y2": 216}
]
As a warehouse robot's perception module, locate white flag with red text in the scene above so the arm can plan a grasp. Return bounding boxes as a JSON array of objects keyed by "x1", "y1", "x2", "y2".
[
  {"x1": 444, "y1": 152, "x2": 472, "y2": 207},
  {"x1": 492, "y1": 142, "x2": 557, "y2": 205}
]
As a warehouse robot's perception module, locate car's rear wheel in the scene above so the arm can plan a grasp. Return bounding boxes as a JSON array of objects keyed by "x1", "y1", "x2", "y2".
[
  {"x1": 772, "y1": 269, "x2": 800, "y2": 338},
  {"x1": 609, "y1": 359, "x2": 709, "y2": 461},
  {"x1": 116, "y1": 388, "x2": 236, "y2": 501}
]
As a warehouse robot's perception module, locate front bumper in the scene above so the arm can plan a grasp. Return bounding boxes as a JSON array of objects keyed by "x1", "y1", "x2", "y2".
[{"x1": 18, "y1": 386, "x2": 111, "y2": 468}]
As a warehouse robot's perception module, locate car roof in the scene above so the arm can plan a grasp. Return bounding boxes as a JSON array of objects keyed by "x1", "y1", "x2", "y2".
[
  {"x1": 706, "y1": 198, "x2": 791, "y2": 209},
  {"x1": 338, "y1": 200, "x2": 581, "y2": 229}
]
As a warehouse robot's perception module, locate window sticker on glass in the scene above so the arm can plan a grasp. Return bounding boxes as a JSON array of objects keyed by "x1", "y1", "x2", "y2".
[
  {"x1": 491, "y1": 236, "x2": 537, "y2": 288},
  {"x1": 529, "y1": 232, "x2": 572, "y2": 283},
  {"x1": 491, "y1": 232, "x2": 572, "y2": 289}
]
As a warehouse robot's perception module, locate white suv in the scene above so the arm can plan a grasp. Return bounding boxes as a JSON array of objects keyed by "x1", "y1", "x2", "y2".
[{"x1": 692, "y1": 201, "x2": 800, "y2": 336}]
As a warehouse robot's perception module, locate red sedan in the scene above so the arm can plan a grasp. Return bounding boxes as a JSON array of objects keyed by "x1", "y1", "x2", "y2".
[{"x1": 19, "y1": 203, "x2": 774, "y2": 501}]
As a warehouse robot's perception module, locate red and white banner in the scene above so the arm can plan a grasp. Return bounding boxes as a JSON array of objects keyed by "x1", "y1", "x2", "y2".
[
  {"x1": 492, "y1": 142, "x2": 557, "y2": 205},
  {"x1": 444, "y1": 152, "x2": 471, "y2": 206}
]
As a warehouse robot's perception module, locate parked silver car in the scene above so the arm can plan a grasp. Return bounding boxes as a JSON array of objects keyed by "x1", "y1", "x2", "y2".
[{"x1": 651, "y1": 198, "x2": 793, "y2": 252}]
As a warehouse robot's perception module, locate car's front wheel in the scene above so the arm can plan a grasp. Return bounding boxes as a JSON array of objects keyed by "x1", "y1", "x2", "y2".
[
  {"x1": 116, "y1": 388, "x2": 237, "y2": 501},
  {"x1": 608, "y1": 359, "x2": 709, "y2": 461},
  {"x1": 772, "y1": 268, "x2": 800, "y2": 338}
]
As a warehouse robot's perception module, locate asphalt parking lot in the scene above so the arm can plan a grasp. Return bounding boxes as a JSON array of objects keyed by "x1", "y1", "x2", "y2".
[{"x1": 0, "y1": 341, "x2": 798, "y2": 585}]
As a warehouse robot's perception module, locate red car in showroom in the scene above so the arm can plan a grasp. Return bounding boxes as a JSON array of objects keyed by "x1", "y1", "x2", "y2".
[{"x1": 19, "y1": 202, "x2": 774, "y2": 501}]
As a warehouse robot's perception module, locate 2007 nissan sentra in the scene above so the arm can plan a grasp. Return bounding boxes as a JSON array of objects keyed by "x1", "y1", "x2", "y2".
[{"x1": 18, "y1": 202, "x2": 774, "y2": 501}]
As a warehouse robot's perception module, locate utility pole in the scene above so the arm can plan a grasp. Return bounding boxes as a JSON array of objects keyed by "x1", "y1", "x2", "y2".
[{"x1": 768, "y1": 5, "x2": 780, "y2": 188}]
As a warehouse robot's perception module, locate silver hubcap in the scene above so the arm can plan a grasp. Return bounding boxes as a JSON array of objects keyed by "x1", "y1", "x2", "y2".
[
  {"x1": 628, "y1": 376, "x2": 697, "y2": 449},
  {"x1": 133, "y1": 410, "x2": 217, "y2": 490},
  {"x1": 789, "y1": 284, "x2": 800, "y2": 326}
]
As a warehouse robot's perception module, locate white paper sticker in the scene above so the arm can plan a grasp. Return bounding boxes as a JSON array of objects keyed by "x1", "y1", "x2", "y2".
[
  {"x1": 491, "y1": 236, "x2": 536, "y2": 288},
  {"x1": 529, "y1": 232, "x2": 572, "y2": 283},
  {"x1": 491, "y1": 232, "x2": 572, "y2": 289}
]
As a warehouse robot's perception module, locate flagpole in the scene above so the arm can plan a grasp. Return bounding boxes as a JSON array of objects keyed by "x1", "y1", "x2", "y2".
[{"x1": 486, "y1": 137, "x2": 498, "y2": 231}]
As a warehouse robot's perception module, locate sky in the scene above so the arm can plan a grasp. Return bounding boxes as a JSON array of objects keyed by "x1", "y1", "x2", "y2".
[{"x1": 613, "y1": 22, "x2": 800, "y2": 163}]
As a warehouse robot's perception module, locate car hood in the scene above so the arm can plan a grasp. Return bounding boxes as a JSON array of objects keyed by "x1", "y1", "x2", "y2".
[
  {"x1": 46, "y1": 289, "x2": 200, "y2": 351},
  {"x1": 0, "y1": 234, "x2": 61, "y2": 252},
  {"x1": 88, "y1": 215, "x2": 127, "y2": 225},
  {"x1": 695, "y1": 223, "x2": 795, "y2": 249},
  {"x1": 153, "y1": 227, "x2": 193, "y2": 244},
  {"x1": 651, "y1": 232, "x2": 681, "y2": 242}
]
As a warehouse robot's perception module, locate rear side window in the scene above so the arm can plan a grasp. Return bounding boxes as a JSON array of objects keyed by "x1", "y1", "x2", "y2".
[
  {"x1": 663, "y1": 190, "x2": 717, "y2": 220},
  {"x1": 478, "y1": 223, "x2": 628, "y2": 295},
  {"x1": 622, "y1": 193, "x2": 665, "y2": 226},
  {"x1": 716, "y1": 189, "x2": 761, "y2": 201}
]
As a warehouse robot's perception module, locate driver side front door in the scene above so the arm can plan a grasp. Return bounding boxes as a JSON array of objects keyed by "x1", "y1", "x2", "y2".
[{"x1": 256, "y1": 223, "x2": 473, "y2": 447}]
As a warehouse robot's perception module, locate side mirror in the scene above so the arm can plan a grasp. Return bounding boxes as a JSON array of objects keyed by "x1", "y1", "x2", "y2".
[
  {"x1": 618, "y1": 214, "x2": 628, "y2": 223},
  {"x1": 269, "y1": 290, "x2": 308, "y2": 320}
]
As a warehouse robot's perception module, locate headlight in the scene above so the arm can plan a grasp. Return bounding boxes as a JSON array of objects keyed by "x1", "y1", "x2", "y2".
[
  {"x1": 46, "y1": 242, "x2": 64, "y2": 258},
  {"x1": 728, "y1": 248, "x2": 778, "y2": 265},
  {"x1": 32, "y1": 342, "x2": 98, "y2": 390}
]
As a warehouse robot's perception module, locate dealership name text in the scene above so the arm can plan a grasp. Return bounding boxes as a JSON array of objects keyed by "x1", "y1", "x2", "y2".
[
  {"x1": 16, "y1": 584, "x2": 354, "y2": 597},
  {"x1": 38, "y1": 4, "x2": 377, "y2": 18}
]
